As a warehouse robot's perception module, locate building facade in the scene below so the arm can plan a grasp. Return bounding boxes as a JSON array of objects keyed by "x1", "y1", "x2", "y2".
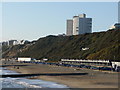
[
  {"x1": 66, "y1": 14, "x2": 92, "y2": 36},
  {"x1": 66, "y1": 19, "x2": 73, "y2": 36}
]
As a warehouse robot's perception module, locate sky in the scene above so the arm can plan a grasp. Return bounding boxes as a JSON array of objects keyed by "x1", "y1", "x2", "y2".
[
  {"x1": 1, "y1": 2, "x2": 118, "y2": 41},
  {"x1": 0, "y1": 3, "x2": 2, "y2": 42}
]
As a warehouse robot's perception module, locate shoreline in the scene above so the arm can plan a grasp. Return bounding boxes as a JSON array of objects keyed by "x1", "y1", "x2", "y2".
[
  {"x1": 1, "y1": 67, "x2": 69, "y2": 88},
  {"x1": 1, "y1": 60, "x2": 119, "y2": 88}
]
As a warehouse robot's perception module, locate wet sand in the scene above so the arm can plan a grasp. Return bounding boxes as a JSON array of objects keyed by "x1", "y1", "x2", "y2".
[{"x1": 1, "y1": 60, "x2": 119, "y2": 88}]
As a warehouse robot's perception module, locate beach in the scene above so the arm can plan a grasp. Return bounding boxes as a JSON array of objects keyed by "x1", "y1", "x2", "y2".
[{"x1": 1, "y1": 60, "x2": 119, "y2": 88}]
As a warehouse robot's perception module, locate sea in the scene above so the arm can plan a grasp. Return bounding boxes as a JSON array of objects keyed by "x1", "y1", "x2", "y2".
[{"x1": 0, "y1": 67, "x2": 69, "y2": 89}]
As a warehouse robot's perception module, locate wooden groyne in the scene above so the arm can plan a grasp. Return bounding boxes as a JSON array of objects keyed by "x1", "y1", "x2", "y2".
[
  {"x1": 1, "y1": 73, "x2": 88, "y2": 78},
  {"x1": 0, "y1": 65, "x2": 29, "y2": 67}
]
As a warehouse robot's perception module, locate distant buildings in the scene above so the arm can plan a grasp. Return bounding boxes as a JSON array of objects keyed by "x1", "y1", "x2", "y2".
[
  {"x1": 114, "y1": 23, "x2": 120, "y2": 29},
  {"x1": 1, "y1": 40, "x2": 30, "y2": 46},
  {"x1": 66, "y1": 14, "x2": 92, "y2": 36},
  {"x1": 2, "y1": 41, "x2": 9, "y2": 46},
  {"x1": 9, "y1": 40, "x2": 18, "y2": 46},
  {"x1": 109, "y1": 23, "x2": 120, "y2": 30}
]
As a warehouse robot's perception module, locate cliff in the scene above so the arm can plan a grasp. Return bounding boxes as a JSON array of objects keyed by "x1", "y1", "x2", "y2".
[{"x1": 2, "y1": 29, "x2": 120, "y2": 61}]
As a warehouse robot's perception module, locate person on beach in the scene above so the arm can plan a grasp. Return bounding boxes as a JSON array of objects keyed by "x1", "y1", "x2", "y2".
[{"x1": 17, "y1": 67, "x2": 19, "y2": 69}]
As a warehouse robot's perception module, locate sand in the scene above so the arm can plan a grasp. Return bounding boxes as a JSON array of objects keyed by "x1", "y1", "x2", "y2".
[{"x1": 1, "y1": 60, "x2": 119, "y2": 88}]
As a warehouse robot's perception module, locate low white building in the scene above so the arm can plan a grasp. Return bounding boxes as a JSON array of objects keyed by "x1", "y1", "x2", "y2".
[{"x1": 17, "y1": 57, "x2": 32, "y2": 62}]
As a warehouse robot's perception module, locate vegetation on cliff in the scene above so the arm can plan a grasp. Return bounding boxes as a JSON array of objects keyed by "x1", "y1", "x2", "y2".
[{"x1": 2, "y1": 29, "x2": 120, "y2": 61}]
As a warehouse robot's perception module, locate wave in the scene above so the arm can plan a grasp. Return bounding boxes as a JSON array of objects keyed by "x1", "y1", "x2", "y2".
[
  {"x1": 1, "y1": 67, "x2": 19, "y2": 75},
  {"x1": 1, "y1": 67, "x2": 69, "y2": 88}
]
